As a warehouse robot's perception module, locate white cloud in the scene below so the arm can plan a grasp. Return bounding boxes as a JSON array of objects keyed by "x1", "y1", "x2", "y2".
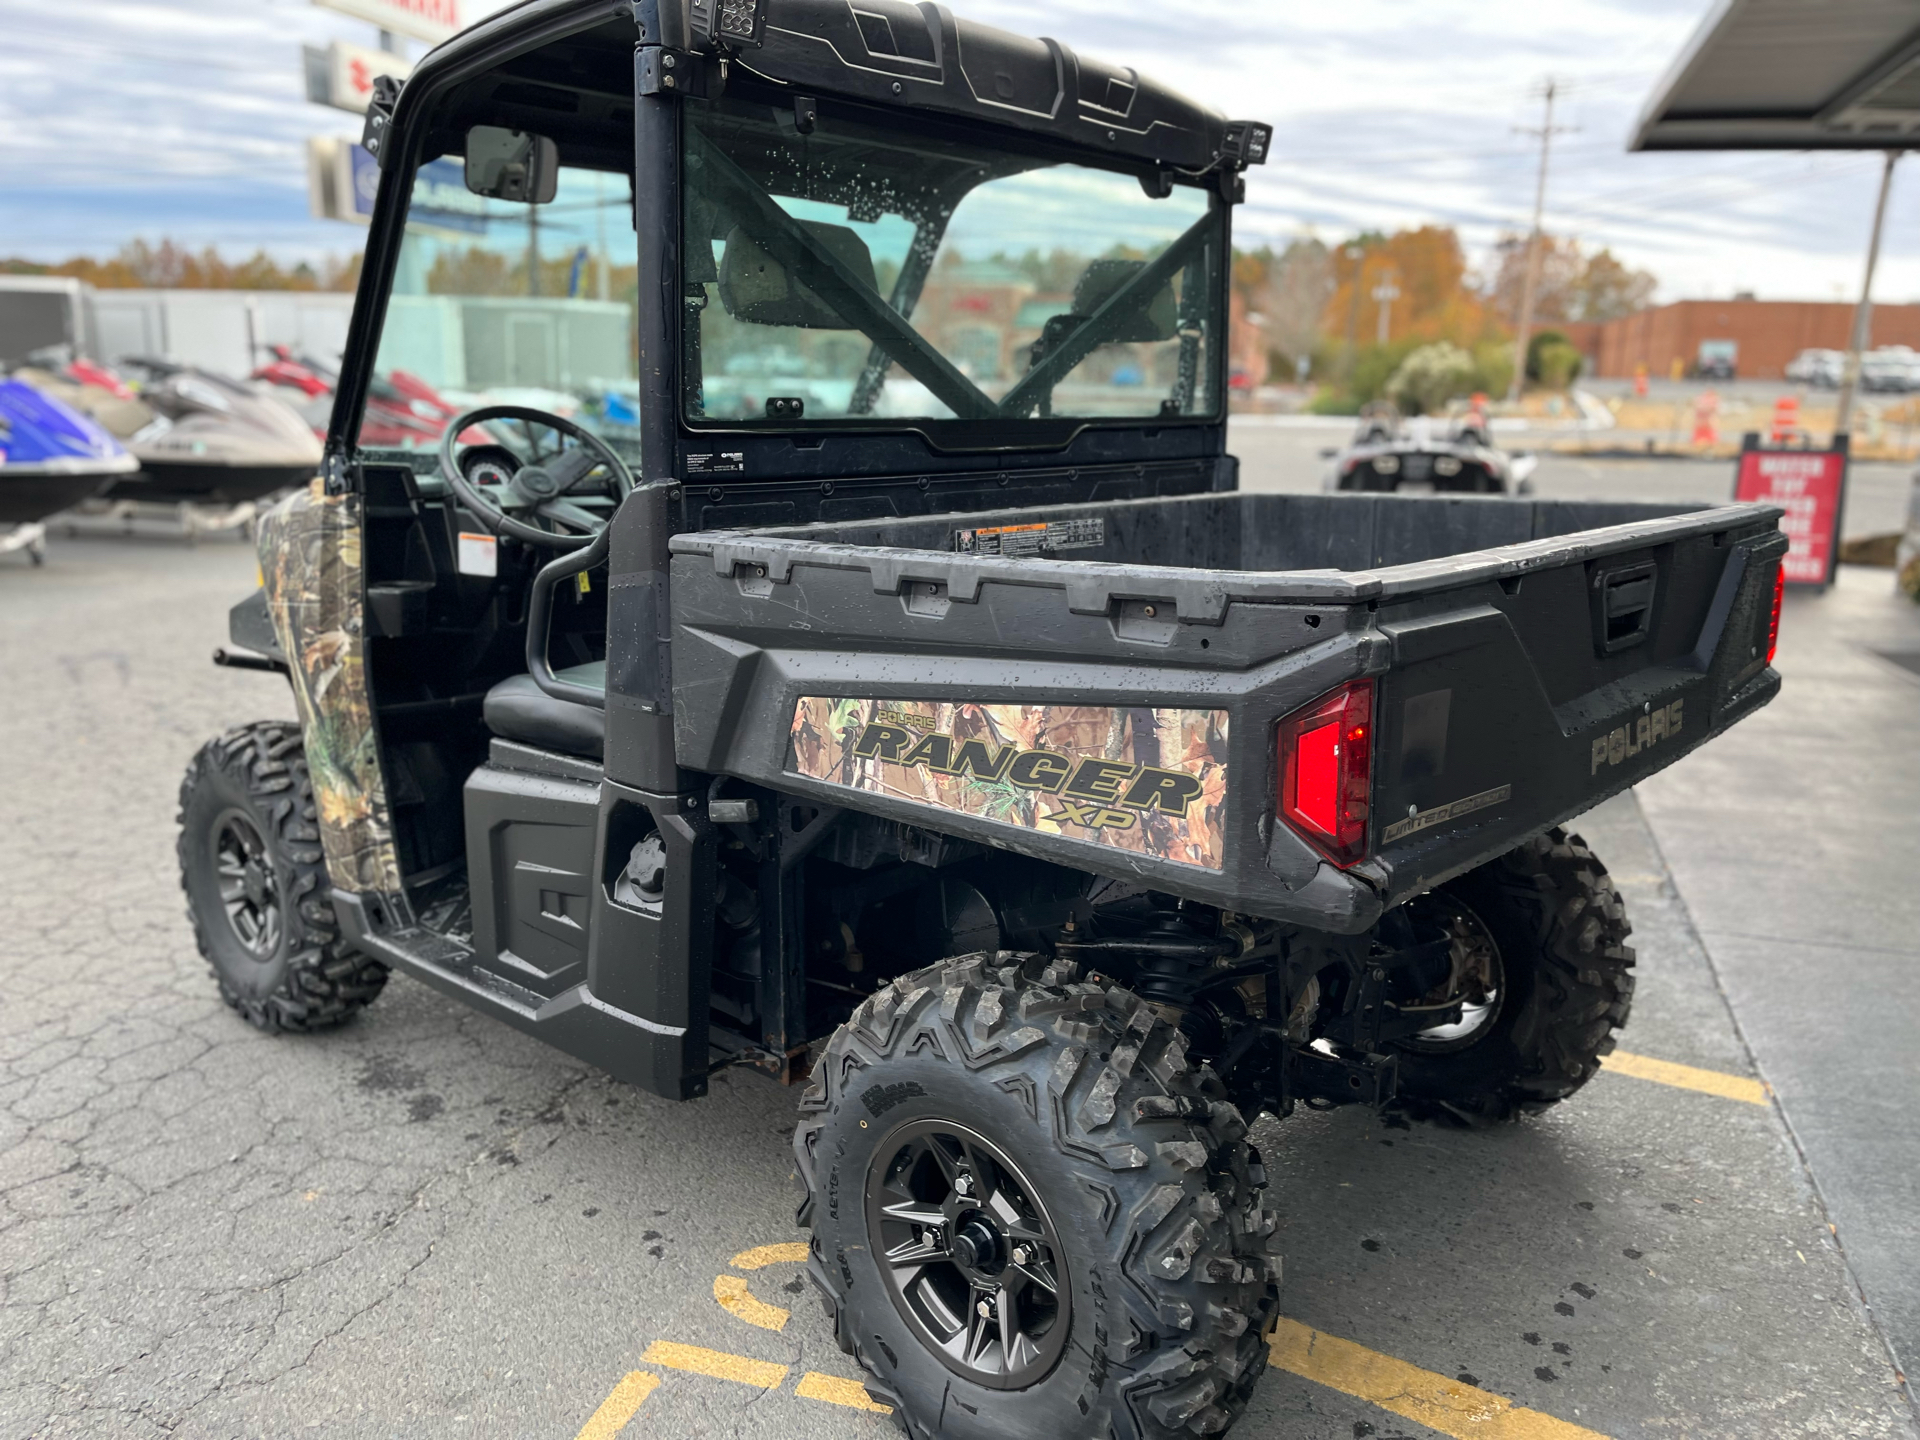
[{"x1": 1, "y1": 0, "x2": 1913, "y2": 304}]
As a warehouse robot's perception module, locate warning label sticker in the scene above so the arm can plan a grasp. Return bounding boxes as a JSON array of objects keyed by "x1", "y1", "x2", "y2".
[{"x1": 954, "y1": 518, "x2": 1104, "y2": 557}]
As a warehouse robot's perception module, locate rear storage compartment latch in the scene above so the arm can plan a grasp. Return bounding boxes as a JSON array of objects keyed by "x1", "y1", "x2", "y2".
[{"x1": 1592, "y1": 561, "x2": 1658, "y2": 655}]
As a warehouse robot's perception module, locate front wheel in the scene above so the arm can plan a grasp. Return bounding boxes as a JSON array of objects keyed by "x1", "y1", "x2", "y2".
[
  {"x1": 796, "y1": 953, "x2": 1280, "y2": 1440},
  {"x1": 177, "y1": 722, "x2": 388, "y2": 1031},
  {"x1": 1391, "y1": 827, "x2": 1635, "y2": 1123}
]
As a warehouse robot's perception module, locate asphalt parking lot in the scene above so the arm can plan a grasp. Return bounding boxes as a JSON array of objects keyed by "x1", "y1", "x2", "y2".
[
  {"x1": 1229, "y1": 416, "x2": 1918, "y2": 541},
  {"x1": 2, "y1": 531, "x2": 1916, "y2": 1440}
]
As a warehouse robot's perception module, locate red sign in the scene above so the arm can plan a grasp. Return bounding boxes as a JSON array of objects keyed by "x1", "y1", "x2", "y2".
[{"x1": 1734, "y1": 446, "x2": 1846, "y2": 587}]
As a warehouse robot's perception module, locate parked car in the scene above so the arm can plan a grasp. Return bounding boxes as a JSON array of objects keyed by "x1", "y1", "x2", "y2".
[
  {"x1": 1695, "y1": 339, "x2": 1737, "y2": 381},
  {"x1": 1860, "y1": 346, "x2": 1920, "y2": 393},
  {"x1": 1785, "y1": 348, "x2": 1844, "y2": 388}
]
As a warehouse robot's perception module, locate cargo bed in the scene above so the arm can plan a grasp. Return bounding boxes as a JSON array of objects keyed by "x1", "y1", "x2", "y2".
[{"x1": 667, "y1": 490, "x2": 1785, "y2": 931}]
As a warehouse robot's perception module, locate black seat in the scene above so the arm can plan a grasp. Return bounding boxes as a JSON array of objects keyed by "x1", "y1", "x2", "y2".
[{"x1": 483, "y1": 661, "x2": 606, "y2": 760}]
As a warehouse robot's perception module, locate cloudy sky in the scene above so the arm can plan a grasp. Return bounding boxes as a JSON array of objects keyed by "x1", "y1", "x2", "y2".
[{"x1": 3, "y1": 0, "x2": 1918, "y2": 304}]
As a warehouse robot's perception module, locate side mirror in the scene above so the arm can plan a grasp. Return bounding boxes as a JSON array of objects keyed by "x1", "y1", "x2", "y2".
[
  {"x1": 717, "y1": 222, "x2": 876, "y2": 329},
  {"x1": 1072, "y1": 259, "x2": 1178, "y2": 342},
  {"x1": 465, "y1": 126, "x2": 558, "y2": 203}
]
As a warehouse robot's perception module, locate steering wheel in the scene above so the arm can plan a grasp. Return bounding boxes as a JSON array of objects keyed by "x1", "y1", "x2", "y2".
[{"x1": 439, "y1": 405, "x2": 635, "y2": 551}]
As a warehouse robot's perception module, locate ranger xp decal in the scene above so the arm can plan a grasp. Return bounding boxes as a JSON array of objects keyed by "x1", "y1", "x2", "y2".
[{"x1": 787, "y1": 700, "x2": 1229, "y2": 870}]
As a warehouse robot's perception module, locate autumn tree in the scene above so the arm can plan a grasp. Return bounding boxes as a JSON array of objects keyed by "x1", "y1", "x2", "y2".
[
  {"x1": 1485, "y1": 234, "x2": 1655, "y2": 324},
  {"x1": 428, "y1": 246, "x2": 515, "y2": 295},
  {"x1": 1233, "y1": 237, "x2": 1334, "y2": 376},
  {"x1": 1, "y1": 239, "x2": 363, "y2": 291},
  {"x1": 1566, "y1": 247, "x2": 1657, "y2": 322},
  {"x1": 1322, "y1": 227, "x2": 1503, "y2": 355}
]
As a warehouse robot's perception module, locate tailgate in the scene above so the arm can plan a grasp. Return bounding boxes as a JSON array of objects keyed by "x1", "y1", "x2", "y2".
[{"x1": 1365, "y1": 505, "x2": 1786, "y2": 898}]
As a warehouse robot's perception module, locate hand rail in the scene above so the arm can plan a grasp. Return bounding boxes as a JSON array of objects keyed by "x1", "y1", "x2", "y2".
[{"x1": 526, "y1": 527, "x2": 611, "y2": 709}]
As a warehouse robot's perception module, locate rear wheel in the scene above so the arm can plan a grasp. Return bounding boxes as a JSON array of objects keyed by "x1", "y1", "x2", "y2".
[
  {"x1": 1391, "y1": 828, "x2": 1634, "y2": 1123},
  {"x1": 177, "y1": 722, "x2": 388, "y2": 1031},
  {"x1": 796, "y1": 952, "x2": 1280, "y2": 1440}
]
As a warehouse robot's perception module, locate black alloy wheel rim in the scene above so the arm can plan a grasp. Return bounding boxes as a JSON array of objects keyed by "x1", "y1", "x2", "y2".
[
  {"x1": 1400, "y1": 895, "x2": 1505, "y2": 1052},
  {"x1": 865, "y1": 1120, "x2": 1071, "y2": 1389},
  {"x1": 213, "y1": 810, "x2": 281, "y2": 959}
]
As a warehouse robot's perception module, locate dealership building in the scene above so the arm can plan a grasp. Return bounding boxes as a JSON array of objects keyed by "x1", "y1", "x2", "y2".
[{"x1": 1577, "y1": 298, "x2": 1920, "y2": 380}]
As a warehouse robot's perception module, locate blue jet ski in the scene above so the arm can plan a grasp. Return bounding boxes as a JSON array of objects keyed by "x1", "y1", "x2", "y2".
[{"x1": 0, "y1": 376, "x2": 138, "y2": 525}]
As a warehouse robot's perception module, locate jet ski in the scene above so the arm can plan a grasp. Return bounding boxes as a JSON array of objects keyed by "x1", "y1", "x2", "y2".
[
  {"x1": 114, "y1": 359, "x2": 322, "y2": 503},
  {"x1": 11, "y1": 358, "x2": 158, "y2": 440},
  {"x1": 249, "y1": 346, "x2": 487, "y2": 449},
  {"x1": 1326, "y1": 404, "x2": 1537, "y2": 496},
  {"x1": 0, "y1": 376, "x2": 138, "y2": 534}
]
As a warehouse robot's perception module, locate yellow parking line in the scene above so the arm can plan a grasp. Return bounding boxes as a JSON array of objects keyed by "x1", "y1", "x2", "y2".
[
  {"x1": 572, "y1": 1371, "x2": 660, "y2": 1440},
  {"x1": 1601, "y1": 1050, "x2": 1769, "y2": 1106},
  {"x1": 730, "y1": 1241, "x2": 810, "y2": 1270},
  {"x1": 1269, "y1": 1319, "x2": 1611, "y2": 1440},
  {"x1": 639, "y1": 1340, "x2": 789, "y2": 1390},
  {"x1": 797, "y1": 1372, "x2": 893, "y2": 1413},
  {"x1": 714, "y1": 1273, "x2": 791, "y2": 1332}
]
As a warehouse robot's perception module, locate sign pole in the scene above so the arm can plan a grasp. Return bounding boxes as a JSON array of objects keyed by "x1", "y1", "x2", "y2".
[{"x1": 1833, "y1": 150, "x2": 1900, "y2": 442}]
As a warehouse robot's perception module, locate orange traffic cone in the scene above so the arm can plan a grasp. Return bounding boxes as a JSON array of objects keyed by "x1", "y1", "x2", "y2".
[
  {"x1": 1770, "y1": 394, "x2": 1800, "y2": 444},
  {"x1": 1633, "y1": 363, "x2": 1648, "y2": 398},
  {"x1": 1691, "y1": 390, "x2": 1720, "y2": 448}
]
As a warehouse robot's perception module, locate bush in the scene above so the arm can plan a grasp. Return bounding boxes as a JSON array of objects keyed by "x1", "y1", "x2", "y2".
[
  {"x1": 1351, "y1": 340, "x2": 1422, "y2": 405},
  {"x1": 1471, "y1": 341, "x2": 1514, "y2": 400},
  {"x1": 1387, "y1": 342, "x2": 1477, "y2": 415},
  {"x1": 1308, "y1": 386, "x2": 1362, "y2": 415},
  {"x1": 1535, "y1": 341, "x2": 1584, "y2": 390},
  {"x1": 1525, "y1": 329, "x2": 1584, "y2": 387}
]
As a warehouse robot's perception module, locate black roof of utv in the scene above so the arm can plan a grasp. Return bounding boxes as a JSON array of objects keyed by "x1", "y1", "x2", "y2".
[{"x1": 418, "y1": 0, "x2": 1266, "y2": 175}]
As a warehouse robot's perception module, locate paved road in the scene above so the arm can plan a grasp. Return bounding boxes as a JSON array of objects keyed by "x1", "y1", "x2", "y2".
[
  {"x1": 1229, "y1": 416, "x2": 1917, "y2": 542},
  {"x1": 1, "y1": 535, "x2": 1914, "y2": 1439}
]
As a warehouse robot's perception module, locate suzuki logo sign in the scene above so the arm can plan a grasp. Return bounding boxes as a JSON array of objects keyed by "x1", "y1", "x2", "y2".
[{"x1": 318, "y1": 40, "x2": 413, "y2": 114}]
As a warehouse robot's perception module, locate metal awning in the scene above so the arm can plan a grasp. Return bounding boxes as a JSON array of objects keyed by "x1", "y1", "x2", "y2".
[{"x1": 1633, "y1": 0, "x2": 1920, "y2": 151}]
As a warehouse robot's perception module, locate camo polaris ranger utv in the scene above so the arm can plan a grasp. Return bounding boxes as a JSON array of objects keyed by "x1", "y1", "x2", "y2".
[{"x1": 178, "y1": 1, "x2": 1788, "y2": 1434}]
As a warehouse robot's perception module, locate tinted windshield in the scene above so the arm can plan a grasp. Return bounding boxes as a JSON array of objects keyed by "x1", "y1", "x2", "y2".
[
  {"x1": 682, "y1": 97, "x2": 1224, "y2": 432},
  {"x1": 361, "y1": 156, "x2": 639, "y2": 458}
]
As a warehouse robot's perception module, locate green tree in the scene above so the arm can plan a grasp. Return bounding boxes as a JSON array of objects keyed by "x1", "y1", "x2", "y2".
[{"x1": 1388, "y1": 342, "x2": 1477, "y2": 415}]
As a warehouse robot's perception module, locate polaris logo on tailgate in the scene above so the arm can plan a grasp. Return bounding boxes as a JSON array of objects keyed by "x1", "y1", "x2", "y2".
[{"x1": 1592, "y1": 699, "x2": 1683, "y2": 774}]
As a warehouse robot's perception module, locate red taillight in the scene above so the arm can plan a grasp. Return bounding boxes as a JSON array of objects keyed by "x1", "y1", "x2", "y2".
[
  {"x1": 1766, "y1": 564, "x2": 1784, "y2": 667},
  {"x1": 1277, "y1": 678, "x2": 1374, "y2": 867}
]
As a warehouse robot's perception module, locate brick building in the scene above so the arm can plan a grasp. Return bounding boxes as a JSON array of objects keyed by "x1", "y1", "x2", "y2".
[{"x1": 1587, "y1": 299, "x2": 1920, "y2": 380}]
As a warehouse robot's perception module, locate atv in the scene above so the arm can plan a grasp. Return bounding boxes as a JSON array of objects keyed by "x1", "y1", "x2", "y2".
[{"x1": 178, "y1": 3, "x2": 1788, "y2": 1436}]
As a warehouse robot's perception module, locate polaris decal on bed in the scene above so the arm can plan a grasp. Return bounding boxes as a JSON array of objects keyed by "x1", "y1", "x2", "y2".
[
  {"x1": 1591, "y1": 699, "x2": 1683, "y2": 774},
  {"x1": 787, "y1": 700, "x2": 1229, "y2": 870}
]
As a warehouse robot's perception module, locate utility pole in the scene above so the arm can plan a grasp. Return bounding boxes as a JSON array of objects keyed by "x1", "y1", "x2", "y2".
[
  {"x1": 1341, "y1": 244, "x2": 1366, "y2": 379},
  {"x1": 1372, "y1": 271, "x2": 1400, "y2": 346},
  {"x1": 1508, "y1": 80, "x2": 1575, "y2": 402},
  {"x1": 1834, "y1": 150, "x2": 1902, "y2": 440},
  {"x1": 528, "y1": 208, "x2": 541, "y2": 296},
  {"x1": 594, "y1": 170, "x2": 611, "y2": 301}
]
